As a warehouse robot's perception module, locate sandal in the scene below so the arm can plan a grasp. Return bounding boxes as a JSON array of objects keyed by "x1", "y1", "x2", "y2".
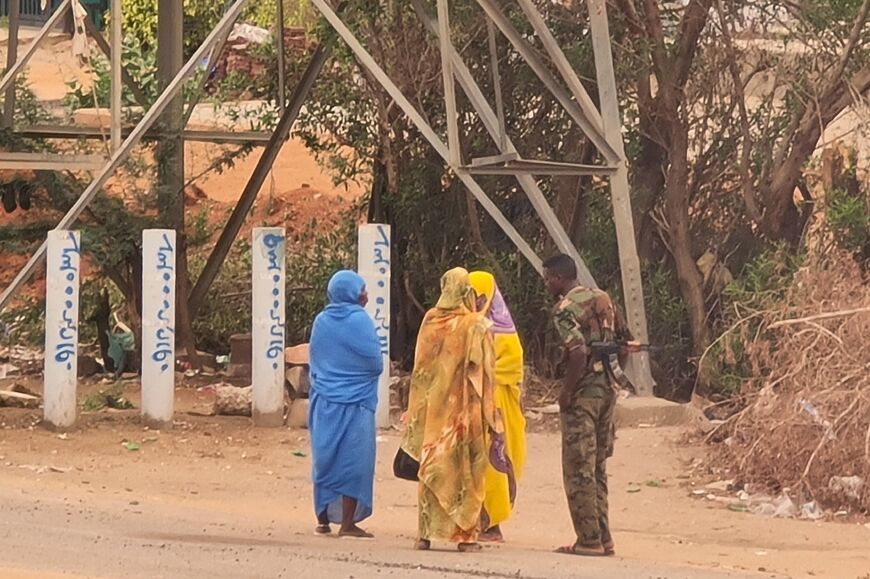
[
  {"x1": 414, "y1": 539, "x2": 431, "y2": 551},
  {"x1": 554, "y1": 543, "x2": 606, "y2": 557},
  {"x1": 315, "y1": 524, "x2": 331, "y2": 535},
  {"x1": 457, "y1": 542, "x2": 482, "y2": 553},
  {"x1": 338, "y1": 527, "x2": 375, "y2": 539},
  {"x1": 479, "y1": 529, "x2": 504, "y2": 543}
]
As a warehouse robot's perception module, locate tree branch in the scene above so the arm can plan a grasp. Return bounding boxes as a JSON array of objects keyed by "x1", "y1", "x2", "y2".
[
  {"x1": 672, "y1": 0, "x2": 715, "y2": 89},
  {"x1": 641, "y1": 0, "x2": 669, "y2": 81},
  {"x1": 824, "y1": 0, "x2": 870, "y2": 102},
  {"x1": 715, "y1": 0, "x2": 763, "y2": 224}
]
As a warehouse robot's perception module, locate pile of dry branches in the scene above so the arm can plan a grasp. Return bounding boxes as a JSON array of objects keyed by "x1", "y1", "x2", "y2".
[{"x1": 708, "y1": 253, "x2": 869, "y2": 513}]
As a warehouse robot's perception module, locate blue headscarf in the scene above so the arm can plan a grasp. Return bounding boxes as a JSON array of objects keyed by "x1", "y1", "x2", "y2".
[{"x1": 309, "y1": 270, "x2": 383, "y2": 411}]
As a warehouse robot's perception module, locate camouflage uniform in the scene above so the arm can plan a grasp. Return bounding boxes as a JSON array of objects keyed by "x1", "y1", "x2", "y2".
[{"x1": 552, "y1": 286, "x2": 621, "y2": 547}]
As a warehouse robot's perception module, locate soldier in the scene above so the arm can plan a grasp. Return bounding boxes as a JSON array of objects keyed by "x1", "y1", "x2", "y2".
[{"x1": 542, "y1": 253, "x2": 637, "y2": 557}]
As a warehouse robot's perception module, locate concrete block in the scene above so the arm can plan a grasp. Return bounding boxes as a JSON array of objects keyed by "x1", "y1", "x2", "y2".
[
  {"x1": 287, "y1": 398, "x2": 308, "y2": 429},
  {"x1": 230, "y1": 333, "x2": 252, "y2": 365},
  {"x1": 614, "y1": 396, "x2": 705, "y2": 429},
  {"x1": 228, "y1": 363, "x2": 252, "y2": 379}
]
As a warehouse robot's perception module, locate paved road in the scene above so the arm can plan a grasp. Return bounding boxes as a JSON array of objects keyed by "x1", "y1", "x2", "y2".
[{"x1": 0, "y1": 486, "x2": 760, "y2": 579}]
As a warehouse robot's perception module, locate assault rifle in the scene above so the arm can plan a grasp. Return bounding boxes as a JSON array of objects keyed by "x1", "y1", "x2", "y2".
[
  {"x1": 588, "y1": 341, "x2": 658, "y2": 393},
  {"x1": 589, "y1": 341, "x2": 657, "y2": 357}
]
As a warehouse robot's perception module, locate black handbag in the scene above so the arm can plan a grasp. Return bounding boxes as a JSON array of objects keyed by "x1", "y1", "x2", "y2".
[{"x1": 392, "y1": 447, "x2": 420, "y2": 481}]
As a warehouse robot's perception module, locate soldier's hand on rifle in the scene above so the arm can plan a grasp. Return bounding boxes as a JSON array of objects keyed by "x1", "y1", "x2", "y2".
[{"x1": 622, "y1": 340, "x2": 642, "y2": 354}]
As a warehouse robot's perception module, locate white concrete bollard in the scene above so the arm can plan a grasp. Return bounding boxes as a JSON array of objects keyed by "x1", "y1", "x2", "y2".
[
  {"x1": 358, "y1": 224, "x2": 391, "y2": 429},
  {"x1": 44, "y1": 230, "x2": 81, "y2": 429},
  {"x1": 252, "y1": 227, "x2": 286, "y2": 427},
  {"x1": 141, "y1": 229, "x2": 176, "y2": 427}
]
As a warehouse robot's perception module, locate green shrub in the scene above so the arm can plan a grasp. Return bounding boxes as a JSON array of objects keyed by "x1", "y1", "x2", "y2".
[
  {"x1": 190, "y1": 208, "x2": 356, "y2": 355},
  {"x1": 826, "y1": 185, "x2": 869, "y2": 252}
]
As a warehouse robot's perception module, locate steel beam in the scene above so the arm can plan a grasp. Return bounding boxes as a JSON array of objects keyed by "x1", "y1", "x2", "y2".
[
  {"x1": 0, "y1": 0, "x2": 72, "y2": 99},
  {"x1": 473, "y1": 0, "x2": 619, "y2": 164},
  {"x1": 276, "y1": 0, "x2": 287, "y2": 111},
  {"x1": 470, "y1": 152, "x2": 518, "y2": 167},
  {"x1": 82, "y1": 15, "x2": 150, "y2": 107},
  {"x1": 486, "y1": 19, "x2": 507, "y2": 151},
  {"x1": 17, "y1": 125, "x2": 272, "y2": 144},
  {"x1": 588, "y1": 0, "x2": 654, "y2": 395},
  {"x1": 436, "y1": 0, "x2": 461, "y2": 167},
  {"x1": 111, "y1": 0, "x2": 122, "y2": 151},
  {"x1": 0, "y1": 152, "x2": 106, "y2": 171},
  {"x1": 0, "y1": 0, "x2": 251, "y2": 312},
  {"x1": 514, "y1": 0, "x2": 613, "y2": 154},
  {"x1": 311, "y1": 0, "x2": 542, "y2": 272},
  {"x1": 461, "y1": 160, "x2": 617, "y2": 176},
  {"x1": 3, "y1": 0, "x2": 20, "y2": 128},
  {"x1": 411, "y1": 0, "x2": 597, "y2": 285}
]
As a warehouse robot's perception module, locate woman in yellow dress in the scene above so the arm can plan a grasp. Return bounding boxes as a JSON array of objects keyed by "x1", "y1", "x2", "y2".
[
  {"x1": 469, "y1": 271, "x2": 526, "y2": 543},
  {"x1": 400, "y1": 267, "x2": 502, "y2": 552}
]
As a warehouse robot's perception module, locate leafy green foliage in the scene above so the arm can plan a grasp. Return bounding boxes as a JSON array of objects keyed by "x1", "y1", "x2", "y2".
[
  {"x1": 244, "y1": 0, "x2": 318, "y2": 32},
  {"x1": 121, "y1": 0, "x2": 227, "y2": 59},
  {"x1": 82, "y1": 383, "x2": 134, "y2": 411},
  {"x1": 188, "y1": 207, "x2": 212, "y2": 247},
  {"x1": 724, "y1": 244, "x2": 804, "y2": 305},
  {"x1": 65, "y1": 37, "x2": 158, "y2": 112},
  {"x1": 190, "y1": 209, "x2": 356, "y2": 355},
  {"x1": 826, "y1": 186, "x2": 869, "y2": 252},
  {"x1": 0, "y1": 296, "x2": 44, "y2": 348},
  {"x1": 698, "y1": 245, "x2": 805, "y2": 398}
]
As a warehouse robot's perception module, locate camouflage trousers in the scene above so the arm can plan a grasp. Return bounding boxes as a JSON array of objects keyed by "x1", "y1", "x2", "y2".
[{"x1": 560, "y1": 387, "x2": 615, "y2": 547}]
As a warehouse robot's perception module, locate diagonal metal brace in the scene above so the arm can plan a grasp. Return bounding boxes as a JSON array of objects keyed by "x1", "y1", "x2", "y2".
[
  {"x1": 473, "y1": 0, "x2": 620, "y2": 165},
  {"x1": 412, "y1": 0, "x2": 599, "y2": 287},
  {"x1": 311, "y1": 0, "x2": 543, "y2": 273},
  {"x1": 0, "y1": 0, "x2": 252, "y2": 312},
  {"x1": 82, "y1": 15, "x2": 150, "y2": 108}
]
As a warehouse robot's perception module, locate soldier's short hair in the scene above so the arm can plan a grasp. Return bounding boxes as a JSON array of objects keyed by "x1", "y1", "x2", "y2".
[{"x1": 543, "y1": 253, "x2": 577, "y2": 280}]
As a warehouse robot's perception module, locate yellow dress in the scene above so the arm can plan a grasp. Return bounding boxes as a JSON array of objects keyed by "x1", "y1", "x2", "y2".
[
  {"x1": 469, "y1": 271, "x2": 527, "y2": 530},
  {"x1": 401, "y1": 268, "x2": 501, "y2": 543}
]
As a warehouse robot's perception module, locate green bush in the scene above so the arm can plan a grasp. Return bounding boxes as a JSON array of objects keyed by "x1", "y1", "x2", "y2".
[
  {"x1": 244, "y1": 0, "x2": 318, "y2": 31},
  {"x1": 190, "y1": 209, "x2": 356, "y2": 355},
  {"x1": 65, "y1": 38, "x2": 158, "y2": 112},
  {"x1": 826, "y1": 185, "x2": 869, "y2": 252},
  {"x1": 121, "y1": 0, "x2": 227, "y2": 59},
  {"x1": 698, "y1": 244, "x2": 805, "y2": 399}
]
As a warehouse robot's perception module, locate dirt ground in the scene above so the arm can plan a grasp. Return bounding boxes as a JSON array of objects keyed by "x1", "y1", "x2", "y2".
[{"x1": 1, "y1": 379, "x2": 868, "y2": 579}]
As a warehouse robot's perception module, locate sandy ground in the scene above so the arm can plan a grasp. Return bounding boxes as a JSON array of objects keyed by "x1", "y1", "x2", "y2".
[
  {"x1": 185, "y1": 139, "x2": 365, "y2": 205},
  {"x1": 1, "y1": 382, "x2": 868, "y2": 579},
  {"x1": 0, "y1": 31, "x2": 89, "y2": 103}
]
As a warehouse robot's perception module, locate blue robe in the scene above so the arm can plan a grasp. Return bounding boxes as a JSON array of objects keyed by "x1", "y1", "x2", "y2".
[{"x1": 308, "y1": 270, "x2": 384, "y2": 523}]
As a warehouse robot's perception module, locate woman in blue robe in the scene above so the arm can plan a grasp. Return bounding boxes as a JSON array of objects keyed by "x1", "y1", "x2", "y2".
[{"x1": 308, "y1": 270, "x2": 384, "y2": 538}]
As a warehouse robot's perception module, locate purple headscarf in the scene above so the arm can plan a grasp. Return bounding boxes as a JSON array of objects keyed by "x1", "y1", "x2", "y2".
[{"x1": 488, "y1": 286, "x2": 517, "y2": 335}]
